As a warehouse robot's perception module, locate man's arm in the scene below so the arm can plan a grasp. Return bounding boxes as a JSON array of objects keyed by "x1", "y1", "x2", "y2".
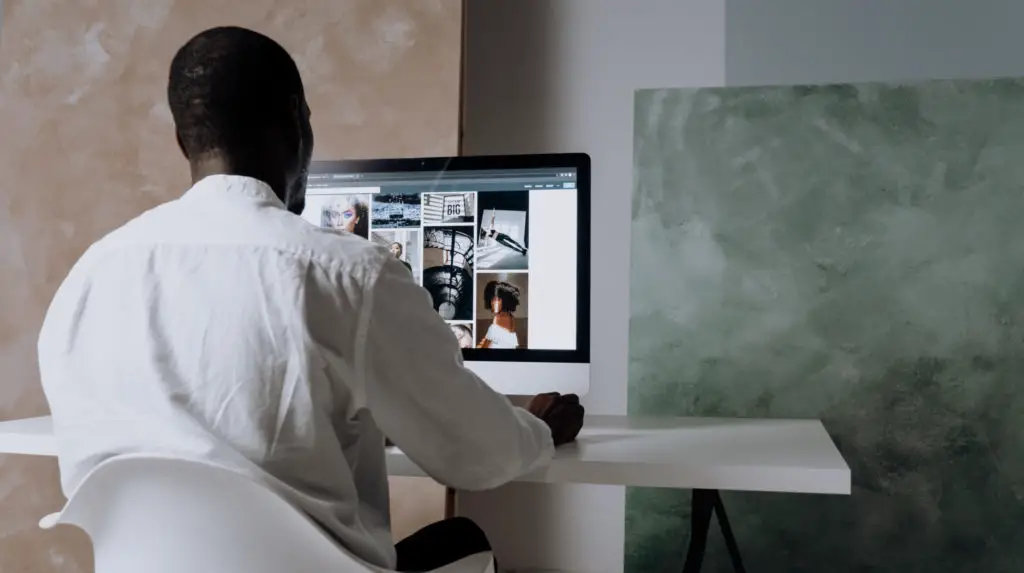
[{"x1": 361, "y1": 257, "x2": 554, "y2": 491}]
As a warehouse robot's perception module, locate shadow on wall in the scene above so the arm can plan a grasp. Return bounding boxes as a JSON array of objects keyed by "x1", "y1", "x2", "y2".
[
  {"x1": 627, "y1": 80, "x2": 1024, "y2": 572},
  {"x1": 461, "y1": 0, "x2": 560, "y2": 154}
]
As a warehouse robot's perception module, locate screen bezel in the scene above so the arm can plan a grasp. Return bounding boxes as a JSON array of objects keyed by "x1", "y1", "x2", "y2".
[{"x1": 308, "y1": 153, "x2": 591, "y2": 365}]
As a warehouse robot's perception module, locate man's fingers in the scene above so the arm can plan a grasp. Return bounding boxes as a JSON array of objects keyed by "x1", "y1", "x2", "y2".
[
  {"x1": 562, "y1": 404, "x2": 585, "y2": 441},
  {"x1": 545, "y1": 401, "x2": 586, "y2": 445},
  {"x1": 561, "y1": 394, "x2": 580, "y2": 405},
  {"x1": 547, "y1": 401, "x2": 583, "y2": 421},
  {"x1": 529, "y1": 392, "x2": 559, "y2": 411},
  {"x1": 568, "y1": 404, "x2": 585, "y2": 427},
  {"x1": 534, "y1": 394, "x2": 559, "y2": 411}
]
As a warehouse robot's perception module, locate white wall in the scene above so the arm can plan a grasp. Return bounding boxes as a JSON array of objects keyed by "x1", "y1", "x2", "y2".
[
  {"x1": 464, "y1": 1, "x2": 1024, "y2": 571},
  {"x1": 461, "y1": 1, "x2": 725, "y2": 571},
  {"x1": 726, "y1": 0, "x2": 1024, "y2": 86}
]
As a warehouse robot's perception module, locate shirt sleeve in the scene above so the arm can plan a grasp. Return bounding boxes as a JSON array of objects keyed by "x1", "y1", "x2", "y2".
[{"x1": 360, "y1": 257, "x2": 554, "y2": 491}]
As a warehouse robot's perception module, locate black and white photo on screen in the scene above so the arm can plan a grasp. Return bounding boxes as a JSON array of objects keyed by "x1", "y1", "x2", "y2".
[
  {"x1": 370, "y1": 190, "x2": 421, "y2": 229},
  {"x1": 422, "y1": 192, "x2": 476, "y2": 225},
  {"x1": 447, "y1": 322, "x2": 475, "y2": 349},
  {"x1": 422, "y1": 226, "x2": 475, "y2": 321},
  {"x1": 371, "y1": 229, "x2": 422, "y2": 284},
  {"x1": 476, "y1": 191, "x2": 529, "y2": 271}
]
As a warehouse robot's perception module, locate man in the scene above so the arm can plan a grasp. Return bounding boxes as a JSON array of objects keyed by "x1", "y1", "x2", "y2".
[
  {"x1": 390, "y1": 241, "x2": 413, "y2": 272},
  {"x1": 38, "y1": 27, "x2": 584, "y2": 572}
]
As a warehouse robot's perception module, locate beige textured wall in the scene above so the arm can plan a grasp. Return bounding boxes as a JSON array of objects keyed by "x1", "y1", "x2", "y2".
[{"x1": 0, "y1": 0, "x2": 460, "y2": 569}]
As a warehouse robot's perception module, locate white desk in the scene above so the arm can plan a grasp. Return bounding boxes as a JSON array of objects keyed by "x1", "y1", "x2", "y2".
[
  {"x1": 388, "y1": 415, "x2": 849, "y2": 495},
  {"x1": 0, "y1": 416, "x2": 55, "y2": 456},
  {"x1": 0, "y1": 414, "x2": 850, "y2": 571},
  {"x1": 0, "y1": 414, "x2": 849, "y2": 494}
]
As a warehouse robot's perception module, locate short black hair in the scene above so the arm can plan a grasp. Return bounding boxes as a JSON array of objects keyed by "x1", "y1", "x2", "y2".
[
  {"x1": 484, "y1": 280, "x2": 521, "y2": 313},
  {"x1": 168, "y1": 26, "x2": 303, "y2": 159}
]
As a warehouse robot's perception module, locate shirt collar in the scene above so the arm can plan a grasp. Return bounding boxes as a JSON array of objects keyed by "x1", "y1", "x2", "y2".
[{"x1": 182, "y1": 174, "x2": 287, "y2": 209}]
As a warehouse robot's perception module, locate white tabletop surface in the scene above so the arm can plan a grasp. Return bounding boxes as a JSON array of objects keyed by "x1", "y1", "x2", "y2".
[
  {"x1": 0, "y1": 414, "x2": 850, "y2": 495},
  {"x1": 0, "y1": 416, "x2": 56, "y2": 456}
]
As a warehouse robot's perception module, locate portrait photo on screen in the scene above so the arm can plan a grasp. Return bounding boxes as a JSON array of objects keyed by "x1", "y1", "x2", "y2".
[
  {"x1": 448, "y1": 322, "x2": 474, "y2": 349},
  {"x1": 423, "y1": 192, "x2": 476, "y2": 224},
  {"x1": 422, "y1": 226, "x2": 475, "y2": 321},
  {"x1": 302, "y1": 194, "x2": 370, "y2": 239},
  {"x1": 477, "y1": 191, "x2": 529, "y2": 270},
  {"x1": 475, "y1": 272, "x2": 529, "y2": 349},
  {"x1": 371, "y1": 190, "x2": 421, "y2": 228},
  {"x1": 371, "y1": 229, "x2": 422, "y2": 284}
]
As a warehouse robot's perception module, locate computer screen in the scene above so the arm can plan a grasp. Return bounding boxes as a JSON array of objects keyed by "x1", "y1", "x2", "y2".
[{"x1": 302, "y1": 154, "x2": 590, "y2": 395}]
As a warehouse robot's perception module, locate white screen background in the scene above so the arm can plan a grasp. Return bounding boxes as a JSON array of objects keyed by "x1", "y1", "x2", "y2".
[{"x1": 526, "y1": 188, "x2": 578, "y2": 350}]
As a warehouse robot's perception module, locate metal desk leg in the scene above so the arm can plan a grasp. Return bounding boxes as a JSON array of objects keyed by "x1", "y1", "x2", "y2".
[
  {"x1": 682, "y1": 489, "x2": 747, "y2": 573},
  {"x1": 681, "y1": 489, "x2": 715, "y2": 573}
]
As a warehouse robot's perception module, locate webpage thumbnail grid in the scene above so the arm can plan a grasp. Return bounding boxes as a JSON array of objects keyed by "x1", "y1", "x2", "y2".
[{"x1": 301, "y1": 185, "x2": 576, "y2": 351}]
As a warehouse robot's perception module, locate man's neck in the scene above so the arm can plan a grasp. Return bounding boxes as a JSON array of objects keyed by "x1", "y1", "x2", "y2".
[{"x1": 190, "y1": 153, "x2": 288, "y2": 203}]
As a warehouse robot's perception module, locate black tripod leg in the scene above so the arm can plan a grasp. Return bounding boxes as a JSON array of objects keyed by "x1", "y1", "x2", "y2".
[
  {"x1": 682, "y1": 489, "x2": 715, "y2": 573},
  {"x1": 713, "y1": 491, "x2": 746, "y2": 573}
]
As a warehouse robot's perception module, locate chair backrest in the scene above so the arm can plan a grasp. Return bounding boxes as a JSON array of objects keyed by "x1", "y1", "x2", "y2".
[{"x1": 45, "y1": 454, "x2": 386, "y2": 573}]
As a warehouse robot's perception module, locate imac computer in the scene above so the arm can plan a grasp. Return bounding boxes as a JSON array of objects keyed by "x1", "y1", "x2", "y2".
[{"x1": 303, "y1": 154, "x2": 591, "y2": 396}]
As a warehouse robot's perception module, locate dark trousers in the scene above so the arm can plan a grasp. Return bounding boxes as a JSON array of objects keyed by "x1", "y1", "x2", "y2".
[{"x1": 395, "y1": 517, "x2": 493, "y2": 572}]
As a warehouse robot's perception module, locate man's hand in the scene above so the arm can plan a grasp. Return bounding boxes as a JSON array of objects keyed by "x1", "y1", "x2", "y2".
[{"x1": 527, "y1": 392, "x2": 585, "y2": 447}]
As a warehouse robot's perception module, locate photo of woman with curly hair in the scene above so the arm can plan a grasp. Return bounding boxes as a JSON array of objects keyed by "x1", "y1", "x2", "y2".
[{"x1": 475, "y1": 273, "x2": 529, "y2": 349}]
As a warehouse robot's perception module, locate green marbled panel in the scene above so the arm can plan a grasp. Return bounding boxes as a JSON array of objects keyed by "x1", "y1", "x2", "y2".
[{"x1": 627, "y1": 80, "x2": 1024, "y2": 572}]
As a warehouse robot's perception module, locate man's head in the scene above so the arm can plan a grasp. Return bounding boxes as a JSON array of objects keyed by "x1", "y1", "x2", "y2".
[{"x1": 168, "y1": 27, "x2": 314, "y2": 214}]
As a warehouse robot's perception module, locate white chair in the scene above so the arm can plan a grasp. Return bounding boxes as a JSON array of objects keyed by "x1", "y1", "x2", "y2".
[{"x1": 39, "y1": 454, "x2": 495, "y2": 573}]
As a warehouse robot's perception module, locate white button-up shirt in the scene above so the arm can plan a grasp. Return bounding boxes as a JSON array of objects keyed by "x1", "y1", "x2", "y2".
[{"x1": 38, "y1": 175, "x2": 554, "y2": 568}]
